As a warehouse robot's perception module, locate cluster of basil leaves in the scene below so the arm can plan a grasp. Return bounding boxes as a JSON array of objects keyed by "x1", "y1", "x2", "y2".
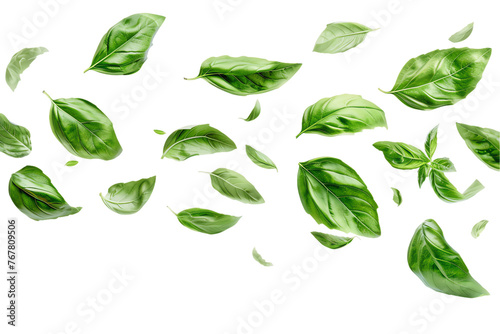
[{"x1": 2, "y1": 17, "x2": 498, "y2": 290}]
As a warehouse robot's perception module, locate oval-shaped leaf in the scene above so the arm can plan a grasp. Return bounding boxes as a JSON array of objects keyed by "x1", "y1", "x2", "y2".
[
  {"x1": 297, "y1": 157, "x2": 380, "y2": 238},
  {"x1": 162, "y1": 124, "x2": 236, "y2": 161},
  {"x1": 429, "y1": 169, "x2": 484, "y2": 203},
  {"x1": 44, "y1": 91, "x2": 122, "y2": 160},
  {"x1": 65, "y1": 160, "x2": 78, "y2": 167},
  {"x1": 100, "y1": 176, "x2": 156, "y2": 214},
  {"x1": 241, "y1": 100, "x2": 261, "y2": 122},
  {"x1": 391, "y1": 187, "x2": 402, "y2": 206},
  {"x1": 252, "y1": 248, "x2": 273, "y2": 267},
  {"x1": 313, "y1": 22, "x2": 376, "y2": 54},
  {"x1": 381, "y1": 48, "x2": 491, "y2": 110},
  {"x1": 245, "y1": 145, "x2": 277, "y2": 171},
  {"x1": 169, "y1": 207, "x2": 241, "y2": 234},
  {"x1": 373, "y1": 141, "x2": 430, "y2": 170},
  {"x1": 9, "y1": 166, "x2": 81, "y2": 221},
  {"x1": 85, "y1": 13, "x2": 165, "y2": 75},
  {"x1": 425, "y1": 125, "x2": 438, "y2": 159},
  {"x1": 204, "y1": 168, "x2": 264, "y2": 204},
  {"x1": 456, "y1": 123, "x2": 499, "y2": 171},
  {"x1": 431, "y1": 158, "x2": 456, "y2": 172},
  {"x1": 471, "y1": 220, "x2": 489, "y2": 239},
  {"x1": 418, "y1": 164, "x2": 430, "y2": 188},
  {"x1": 449, "y1": 22, "x2": 474, "y2": 43},
  {"x1": 186, "y1": 56, "x2": 301, "y2": 96},
  {"x1": 154, "y1": 129, "x2": 166, "y2": 135},
  {"x1": 311, "y1": 231, "x2": 354, "y2": 250},
  {"x1": 297, "y1": 94, "x2": 387, "y2": 138},
  {"x1": 5, "y1": 47, "x2": 48, "y2": 91},
  {"x1": 408, "y1": 219, "x2": 489, "y2": 298},
  {"x1": 0, "y1": 113, "x2": 31, "y2": 158}
]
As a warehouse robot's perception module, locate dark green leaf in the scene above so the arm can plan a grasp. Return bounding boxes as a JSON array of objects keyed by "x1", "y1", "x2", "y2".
[
  {"x1": 205, "y1": 168, "x2": 264, "y2": 204},
  {"x1": 154, "y1": 129, "x2": 166, "y2": 135},
  {"x1": 252, "y1": 248, "x2": 273, "y2": 266},
  {"x1": 456, "y1": 123, "x2": 499, "y2": 171},
  {"x1": 297, "y1": 157, "x2": 380, "y2": 238},
  {"x1": 311, "y1": 231, "x2": 354, "y2": 249},
  {"x1": 297, "y1": 94, "x2": 387, "y2": 138},
  {"x1": 313, "y1": 22, "x2": 377, "y2": 54},
  {"x1": 431, "y1": 158, "x2": 456, "y2": 172},
  {"x1": 373, "y1": 141, "x2": 429, "y2": 170},
  {"x1": 418, "y1": 164, "x2": 430, "y2": 188},
  {"x1": 471, "y1": 220, "x2": 489, "y2": 239},
  {"x1": 162, "y1": 124, "x2": 236, "y2": 161},
  {"x1": 65, "y1": 160, "x2": 78, "y2": 167},
  {"x1": 185, "y1": 56, "x2": 301, "y2": 96},
  {"x1": 408, "y1": 219, "x2": 489, "y2": 298},
  {"x1": 425, "y1": 125, "x2": 438, "y2": 159},
  {"x1": 391, "y1": 187, "x2": 402, "y2": 206},
  {"x1": 169, "y1": 207, "x2": 241, "y2": 234},
  {"x1": 245, "y1": 145, "x2": 277, "y2": 171},
  {"x1": 429, "y1": 169, "x2": 484, "y2": 203},
  {"x1": 85, "y1": 13, "x2": 165, "y2": 75},
  {"x1": 9, "y1": 166, "x2": 81, "y2": 221},
  {"x1": 241, "y1": 100, "x2": 261, "y2": 122},
  {"x1": 100, "y1": 176, "x2": 156, "y2": 214},
  {"x1": 0, "y1": 113, "x2": 31, "y2": 158},
  {"x1": 449, "y1": 22, "x2": 474, "y2": 43},
  {"x1": 5, "y1": 47, "x2": 48, "y2": 91},
  {"x1": 381, "y1": 48, "x2": 491, "y2": 110}
]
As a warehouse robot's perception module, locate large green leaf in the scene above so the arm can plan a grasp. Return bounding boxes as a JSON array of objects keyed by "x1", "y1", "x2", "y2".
[
  {"x1": 449, "y1": 22, "x2": 474, "y2": 43},
  {"x1": 429, "y1": 169, "x2": 484, "y2": 203},
  {"x1": 408, "y1": 219, "x2": 489, "y2": 298},
  {"x1": 313, "y1": 22, "x2": 376, "y2": 54},
  {"x1": 162, "y1": 124, "x2": 236, "y2": 161},
  {"x1": 311, "y1": 232, "x2": 354, "y2": 250},
  {"x1": 186, "y1": 56, "x2": 301, "y2": 96},
  {"x1": 0, "y1": 113, "x2": 32, "y2": 158},
  {"x1": 44, "y1": 91, "x2": 122, "y2": 160},
  {"x1": 456, "y1": 123, "x2": 499, "y2": 171},
  {"x1": 169, "y1": 207, "x2": 241, "y2": 234},
  {"x1": 373, "y1": 141, "x2": 430, "y2": 170},
  {"x1": 100, "y1": 176, "x2": 156, "y2": 215},
  {"x1": 297, "y1": 94, "x2": 387, "y2": 138},
  {"x1": 204, "y1": 168, "x2": 264, "y2": 204},
  {"x1": 5, "y1": 47, "x2": 48, "y2": 91},
  {"x1": 381, "y1": 48, "x2": 491, "y2": 110},
  {"x1": 8, "y1": 166, "x2": 81, "y2": 221},
  {"x1": 245, "y1": 145, "x2": 277, "y2": 171},
  {"x1": 85, "y1": 13, "x2": 165, "y2": 75},
  {"x1": 297, "y1": 157, "x2": 380, "y2": 238}
]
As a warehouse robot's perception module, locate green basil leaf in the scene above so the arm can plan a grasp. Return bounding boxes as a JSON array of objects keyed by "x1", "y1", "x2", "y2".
[
  {"x1": 9, "y1": 166, "x2": 81, "y2": 221},
  {"x1": 241, "y1": 100, "x2": 261, "y2": 122},
  {"x1": 44, "y1": 91, "x2": 122, "y2": 160},
  {"x1": 431, "y1": 157, "x2": 456, "y2": 172},
  {"x1": 471, "y1": 220, "x2": 489, "y2": 239},
  {"x1": 169, "y1": 207, "x2": 241, "y2": 234},
  {"x1": 252, "y1": 248, "x2": 273, "y2": 267},
  {"x1": 5, "y1": 47, "x2": 48, "y2": 91},
  {"x1": 65, "y1": 160, "x2": 78, "y2": 167},
  {"x1": 85, "y1": 13, "x2": 165, "y2": 75},
  {"x1": 418, "y1": 164, "x2": 430, "y2": 188},
  {"x1": 297, "y1": 157, "x2": 380, "y2": 238},
  {"x1": 0, "y1": 113, "x2": 32, "y2": 158},
  {"x1": 154, "y1": 129, "x2": 166, "y2": 135},
  {"x1": 100, "y1": 176, "x2": 156, "y2": 215},
  {"x1": 449, "y1": 22, "x2": 474, "y2": 43},
  {"x1": 429, "y1": 169, "x2": 484, "y2": 203},
  {"x1": 391, "y1": 187, "x2": 402, "y2": 206},
  {"x1": 245, "y1": 145, "x2": 277, "y2": 171},
  {"x1": 162, "y1": 124, "x2": 236, "y2": 161},
  {"x1": 373, "y1": 141, "x2": 429, "y2": 170},
  {"x1": 408, "y1": 219, "x2": 489, "y2": 298},
  {"x1": 185, "y1": 56, "x2": 301, "y2": 96},
  {"x1": 311, "y1": 231, "x2": 354, "y2": 250},
  {"x1": 204, "y1": 168, "x2": 264, "y2": 204},
  {"x1": 425, "y1": 125, "x2": 438, "y2": 159},
  {"x1": 456, "y1": 123, "x2": 499, "y2": 171},
  {"x1": 313, "y1": 22, "x2": 377, "y2": 54},
  {"x1": 381, "y1": 48, "x2": 491, "y2": 110},
  {"x1": 296, "y1": 94, "x2": 387, "y2": 138}
]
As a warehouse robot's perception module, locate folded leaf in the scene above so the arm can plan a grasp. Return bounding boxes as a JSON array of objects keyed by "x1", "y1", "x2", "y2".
[
  {"x1": 241, "y1": 100, "x2": 261, "y2": 122},
  {"x1": 205, "y1": 168, "x2": 264, "y2": 204},
  {"x1": 449, "y1": 22, "x2": 474, "y2": 43},
  {"x1": 169, "y1": 207, "x2": 241, "y2": 234},
  {"x1": 429, "y1": 169, "x2": 484, "y2": 203},
  {"x1": 297, "y1": 94, "x2": 387, "y2": 138},
  {"x1": 0, "y1": 113, "x2": 32, "y2": 158},
  {"x1": 245, "y1": 145, "x2": 277, "y2": 171},
  {"x1": 391, "y1": 187, "x2": 402, "y2": 206},
  {"x1": 252, "y1": 248, "x2": 273, "y2": 267},
  {"x1": 456, "y1": 123, "x2": 499, "y2": 171},
  {"x1": 313, "y1": 22, "x2": 376, "y2": 54},
  {"x1": 311, "y1": 231, "x2": 354, "y2": 250},
  {"x1": 418, "y1": 164, "x2": 430, "y2": 188},
  {"x1": 471, "y1": 220, "x2": 489, "y2": 239},
  {"x1": 373, "y1": 141, "x2": 429, "y2": 169},
  {"x1": 100, "y1": 176, "x2": 156, "y2": 214},
  {"x1": 5, "y1": 47, "x2": 48, "y2": 91},
  {"x1": 408, "y1": 219, "x2": 489, "y2": 298},
  {"x1": 425, "y1": 125, "x2": 438, "y2": 159},
  {"x1": 9, "y1": 166, "x2": 81, "y2": 220}
]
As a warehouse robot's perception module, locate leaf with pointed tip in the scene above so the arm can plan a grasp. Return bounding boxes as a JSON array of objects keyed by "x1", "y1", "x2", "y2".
[
  {"x1": 373, "y1": 141, "x2": 429, "y2": 170},
  {"x1": 162, "y1": 124, "x2": 236, "y2": 161},
  {"x1": 381, "y1": 48, "x2": 491, "y2": 110},
  {"x1": 205, "y1": 168, "x2": 264, "y2": 204},
  {"x1": 313, "y1": 22, "x2": 377, "y2": 54},
  {"x1": 100, "y1": 176, "x2": 156, "y2": 214},
  {"x1": 170, "y1": 207, "x2": 241, "y2": 234},
  {"x1": 391, "y1": 187, "x2": 402, "y2": 206},
  {"x1": 154, "y1": 129, "x2": 166, "y2": 135},
  {"x1": 311, "y1": 232, "x2": 354, "y2": 250},
  {"x1": 418, "y1": 164, "x2": 430, "y2": 188},
  {"x1": 431, "y1": 158, "x2": 456, "y2": 172},
  {"x1": 471, "y1": 220, "x2": 489, "y2": 239},
  {"x1": 5, "y1": 47, "x2": 48, "y2": 91},
  {"x1": 408, "y1": 219, "x2": 489, "y2": 298},
  {"x1": 245, "y1": 145, "x2": 277, "y2": 171},
  {"x1": 456, "y1": 123, "x2": 499, "y2": 171},
  {"x1": 297, "y1": 94, "x2": 387, "y2": 138},
  {"x1": 425, "y1": 125, "x2": 438, "y2": 159},
  {"x1": 9, "y1": 166, "x2": 81, "y2": 221},
  {"x1": 252, "y1": 248, "x2": 273, "y2": 266},
  {"x1": 0, "y1": 113, "x2": 31, "y2": 158},
  {"x1": 449, "y1": 22, "x2": 474, "y2": 43},
  {"x1": 65, "y1": 160, "x2": 78, "y2": 167},
  {"x1": 241, "y1": 100, "x2": 261, "y2": 122},
  {"x1": 429, "y1": 169, "x2": 483, "y2": 203},
  {"x1": 297, "y1": 157, "x2": 380, "y2": 238}
]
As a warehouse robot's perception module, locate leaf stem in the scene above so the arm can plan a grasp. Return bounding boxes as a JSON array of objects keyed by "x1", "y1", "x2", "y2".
[
  {"x1": 42, "y1": 90, "x2": 53, "y2": 101},
  {"x1": 184, "y1": 77, "x2": 199, "y2": 80},
  {"x1": 378, "y1": 88, "x2": 391, "y2": 94},
  {"x1": 166, "y1": 206, "x2": 177, "y2": 216}
]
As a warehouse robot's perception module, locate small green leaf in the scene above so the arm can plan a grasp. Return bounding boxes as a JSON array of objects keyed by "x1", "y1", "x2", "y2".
[
  {"x1": 241, "y1": 100, "x2": 261, "y2": 122},
  {"x1": 245, "y1": 145, "x2": 277, "y2": 171},
  {"x1": 169, "y1": 207, "x2": 241, "y2": 234},
  {"x1": 311, "y1": 232, "x2": 354, "y2": 250},
  {"x1": 391, "y1": 187, "x2": 402, "y2": 206},
  {"x1": 5, "y1": 47, "x2": 48, "y2": 91},
  {"x1": 425, "y1": 125, "x2": 439, "y2": 159},
  {"x1": 456, "y1": 123, "x2": 499, "y2": 171},
  {"x1": 313, "y1": 22, "x2": 377, "y2": 54},
  {"x1": 431, "y1": 158, "x2": 456, "y2": 172},
  {"x1": 418, "y1": 164, "x2": 430, "y2": 188},
  {"x1": 252, "y1": 248, "x2": 273, "y2": 267},
  {"x1": 471, "y1": 220, "x2": 489, "y2": 239},
  {"x1": 429, "y1": 169, "x2": 484, "y2": 203},
  {"x1": 65, "y1": 160, "x2": 78, "y2": 167},
  {"x1": 373, "y1": 141, "x2": 430, "y2": 170},
  {"x1": 449, "y1": 22, "x2": 474, "y2": 43},
  {"x1": 204, "y1": 168, "x2": 265, "y2": 204},
  {"x1": 100, "y1": 176, "x2": 156, "y2": 214},
  {"x1": 0, "y1": 113, "x2": 32, "y2": 158},
  {"x1": 154, "y1": 129, "x2": 166, "y2": 135}
]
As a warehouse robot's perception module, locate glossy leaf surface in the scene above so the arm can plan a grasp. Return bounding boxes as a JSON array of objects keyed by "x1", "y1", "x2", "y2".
[
  {"x1": 241, "y1": 100, "x2": 261, "y2": 122},
  {"x1": 418, "y1": 164, "x2": 430, "y2": 188},
  {"x1": 391, "y1": 187, "x2": 402, "y2": 206},
  {"x1": 313, "y1": 22, "x2": 376, "y2": 54},
  {"x1": 171, "y1": 207, "x2": 241, "y2": 234},
  {"x1": 245, "y1": 145, "x2": 277, "y2": 171},
  {"x1": 449, "y1": 23, "x2": 474, "y2": 43},
  {"x1": 311, "y1": 231, "x2": 354, "y2": 250},
  {"x1": 373, "y1": 141, "x2": 429, "y2": 170},
  {"x1": 100, "y1": 176, "x2": 156, "y2": 214},
  {"x1": 429, "y1": 170, "x2": 483, "y2": 203},
  {"x1": 425, "y1": 125, "x2": 438, "y2": 159},
  {"x1": 0, "y1": 113, "x2": 31, "y2": 158},
  {"x1": 456, "y1": 123, "x2": 499, "y2": 170},
  {"x1": 206, "y1": 168, "x2": 264, "y2": 204}
]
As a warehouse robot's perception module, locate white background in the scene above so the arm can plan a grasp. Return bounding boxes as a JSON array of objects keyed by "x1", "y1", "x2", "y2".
[{"x1": 1, "y1": 0, "x2": 499, "y2": 333}]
